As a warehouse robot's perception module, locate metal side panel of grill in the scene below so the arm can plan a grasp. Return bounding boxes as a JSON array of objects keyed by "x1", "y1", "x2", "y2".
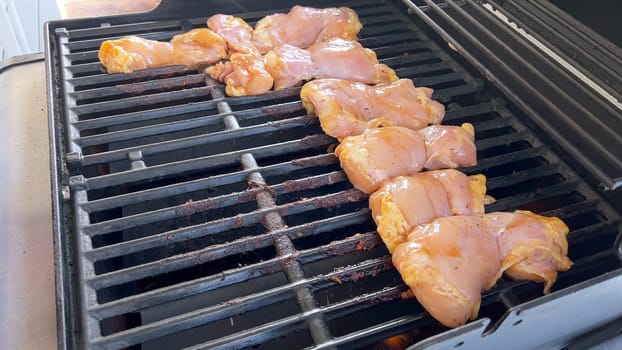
[{"x1": 44, "y1": 0, "x2": 622, "y2": 349}]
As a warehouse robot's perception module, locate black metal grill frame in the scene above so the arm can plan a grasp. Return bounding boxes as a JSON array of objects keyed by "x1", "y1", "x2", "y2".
[{"x1": 44, "y1": 1, "x2": 622, "y2": 349}]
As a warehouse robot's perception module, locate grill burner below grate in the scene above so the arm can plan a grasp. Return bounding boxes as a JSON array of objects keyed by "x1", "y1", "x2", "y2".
[{"x1": 45, "y1": 0, "x2": 622, "y2": 349}]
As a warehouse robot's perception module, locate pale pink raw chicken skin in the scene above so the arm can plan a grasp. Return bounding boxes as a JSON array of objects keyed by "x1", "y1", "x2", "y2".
[
  {"x1": 486, "y1": 210, "x2": 573, "y2": 293},
  {"x1": 420, "y1": 123, "x2": 477, "y2": 170},
  {"x1": 335, "y1": 125, "x2": 477, "y2": 194},
  {"x1": 392, "y1": 216, "x2": 501, "y2": 328},
  {"x1": 301, "y1": 79, "x2": 445, "y2": 139},
  {"x1": 392, "y1": 211, "x2": 572, "y2": 328},
  {"x1": 98, "y1": 29, "x2": 228, "y2": 74},
  {"x1": 369, "y1": 170, "x2": 488, "y2": 253},
  {"x1": 335, "y1": 126, "x2": 426, "y2": 194},
  {"x1": 205, "y1": 15, "x2": 274, "y2": 96},
  {"x1": 265, "y1": 38, "x2": 398, "y2": 90},
  {"x1": 252, "y1": 5, "x2": 362, "y2": 54}
]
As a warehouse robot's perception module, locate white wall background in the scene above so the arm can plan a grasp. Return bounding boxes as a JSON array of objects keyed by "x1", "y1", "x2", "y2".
[{"x1": 0, "y1": 0, "x2": 60, "y2": 60}]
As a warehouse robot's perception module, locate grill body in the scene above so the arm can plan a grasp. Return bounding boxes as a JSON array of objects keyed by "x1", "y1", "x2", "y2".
[{"x1": 44, "y1": 1, "x2": 622, "y2": 349}]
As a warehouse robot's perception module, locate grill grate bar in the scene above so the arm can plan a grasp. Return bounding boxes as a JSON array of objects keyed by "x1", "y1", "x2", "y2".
[
  {"x1": 84, "y1": 189, "x2": 365, "y2": 287},
  {"x1": 432, "y1": 83, "x2": 480, "y2": 102},
  {"x1": 467, "y1": 117, "x2": 514, "y2": 133},
  {"x1": 568, "y1": 221, "x2": 620, "y2": 246},
  {"x1": 309, "y1": 315, "x2": 428, "y2": 350},
  {"x1": 90, "y1": 241, "x2": 387, "y2": 349},
  {"x1": 215, "y1": 64, "x2": 335, "y2": 342},
  {"x1": 444, "y1": 100, "x2": 496, "y2": 121},
  {"x1": 540, "y1": 199, "x2": 600, "y2": 218},
  {"x1": 184, "y1": 283, "x2": 406, "y2": 350},
  {"x1": 240, "y1": 153, "x2": 333, "y2": 345},
  {"x1": 486, "y1": 163, "x2": 561, "y2": 190},
  {"x1": 358, "y1": 31, "x2": 419, "y2": 48},
  {"x1": 68, "y1": 65, "x2": 200, "y2": 90},
  {"x1": 84, "y1": 171, "x2": 351, "y2": 260},
  {"x1": 72, "y1": 97, "x2": 217, "y2": 130},
  {"x1": 408, "y1": 71, "x2": 465, "y2": 87},
  {"x1": 64, "y1": 28, "x2": 184, "y2": 50},
  {"x1": 69, "y1": 74, "x2": 206, "y2": 102},
  {"x1": 75, "y1": 111, "x2": 224, "y2": 147},
  {"x1": 65, "y1": 22, "x2": 184, "y2": 41},
  {"x1": 89, "y1": 216, "x2": 381, "y2": 320},
  {"x1": 71, "y1": 86, "x2": 213, "y2": 115},
  {"x1": 475, "y1": 130, "x2": 528, "y2": 150},
  {"x1": 82, "y1": 153, "x2": 338, "y2": 213},
  {"x1": 463, "y1": 146, "x2": 546, "y2": 173},
  {"x1": 88, "y1": 226, "x2": 376, "y2": 321},
  {"x1": 485, "y1": 180, "x2": 580, "y2": 212},
  {"x1": 81, "y1": 133, "x2": 333, "y2": 187},
  {"x1": 77, "y1": 113, "x2": 312, "y2": 150}
]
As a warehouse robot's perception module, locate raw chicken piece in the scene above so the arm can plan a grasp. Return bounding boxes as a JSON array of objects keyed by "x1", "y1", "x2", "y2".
[
  {"x1": 252, "y1": 6, "x2": 362, "y2": 54},
  {"x1": 369, "y1": 170, "x2": 487, "y2": 253},
  {"x1": 207, "y1": 14, "x2": 258, "y2": 55},
  {"x1": 301, "y1": 79, "x2": 445, "y2": 139},
  {"x1": 206, "y1": 15, "x2": 273, "y2": 96},
  {"x1": 420, "y1": 123, "x2": 477, "y2": 170},
  {"x1": 486, "y1": 211, "x2": 573, "y2": 293},
  {"x1": 265, "y1": 38, "x2": 398, "y2": 90},
  {"x1": 335, "y1": 126, "x2": 426, "y2": 194},
  {"x1": 99, "y1": 29, "x2": 227, "y2": 74},
  {"x1": 392, "y1": 216, "x2": 501, "y2": 328},
  {"x1": 335, "y1": 125, "x2": 477, "y2": 194},
  {"x1": 392, "y1": 212, "x2": 572, "y2": 328}
]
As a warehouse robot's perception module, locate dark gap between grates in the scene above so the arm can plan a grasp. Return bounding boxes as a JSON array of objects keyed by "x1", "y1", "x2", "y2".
[
  {"x1": 77, "y1": 111, "x2": 226, "y2": 150},
  {"x1": 292, "y1": 221, "x2": 376, "y2": 251},
  {"x1": 72, "y1": 87, "x2": 214, "y2": 120},
  {"x1": 96, "y1": 245, "x2": 277, "y2": 304},
  {"x1": 476, "y1": 140, "x2": 532, "y2": 158},
  {"x1": 467, "y1": 155, "x2": 549, "y2": 177},
  {"x1": 93, "y1": 220, "x2": 266, "y2": 273},
  {"x1": 87, "y1": 179, "x2": 250, "y2": 222},
  {"x1": 72, "y1": 74, "x2": 207, "y2": 105},
  {"x1": 98, "y1": 270, "x2": 289, "y2": 336},
  {"x1": 327, "y1": 298, "x2": 428, "y2": 338},
  {"x1": 264, "y1": 159, "x2": 341, "y2": 185},
  {"x1": 140, "y1": 298, "x2": 303, "y2": 350},
  {"x1": 66, "y1": 25, "x2": 184, "y2": 42},
  {"x1": 71, "y1": 68, "x2": 203, "y2": 93},
  {"x1": 313, "y1": 268, "x2": 402, "y2": 308},
  {"x1": 487, "y1": 173, "x2": 567, "y2": 200},
  {"x1": 86, "y1": 163, "x2": 244, "y2": 201},
  {"x1": 282, "y1": 199, "x2": 368, "y2": 228},
  {"x1": 135, "y1": 125, "x2": 321, "y2": 167},
  {"x1": 275, "y1": 180, "x2": 352, "y2": 206},
  {"x1": 564, "y1": 212, "x2": 609, "y2": 231}
]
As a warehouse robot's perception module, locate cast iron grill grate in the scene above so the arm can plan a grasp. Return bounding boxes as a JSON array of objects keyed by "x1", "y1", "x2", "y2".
[{"x1": 46, "y1": 0, "x2": 621, "y2": 349}]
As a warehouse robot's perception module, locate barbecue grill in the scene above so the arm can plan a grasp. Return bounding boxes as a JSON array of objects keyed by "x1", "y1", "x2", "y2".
[{"x1": 44, "y1": 0, "x2": 622, "y2": 349}]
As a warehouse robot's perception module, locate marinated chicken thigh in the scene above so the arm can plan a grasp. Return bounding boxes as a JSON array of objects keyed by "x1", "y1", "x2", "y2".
[
  {"x1": 265, "y1": 38, "x2": 398, "y2": 90},
  {"x1": 392, "y1": 211, "x2": 572, "y2": 328},
  {"x1": 99, "y1": 29, "x2": 227, "y2": 74},
  {"x1": 301, "y1": 79, "x2": 445, "y2": 139},
  {"x1": 335, "y1": 126, "x2": 426, "y2": 194},
  {"x1": 206, "y1": 15, "x2": 273, "y2": 96},
  {"x1": 392, "y1": 216, "x2": 501, "y2": 328},
  {"x1": 335, "y1": 125, "x2": 477, "y2": 194},
  {"x1": 420, "y1": 123, "x2": 477, "y2": 170},
  {"x1": 486, "y1": 211, "x2": 573, "y2": 293},
  {"x1": 252, "y1": 5, "x2": 362, "y2": 53},
  {"x1": 369, "y1": 170, "x2": 487, "y2": 252}
]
